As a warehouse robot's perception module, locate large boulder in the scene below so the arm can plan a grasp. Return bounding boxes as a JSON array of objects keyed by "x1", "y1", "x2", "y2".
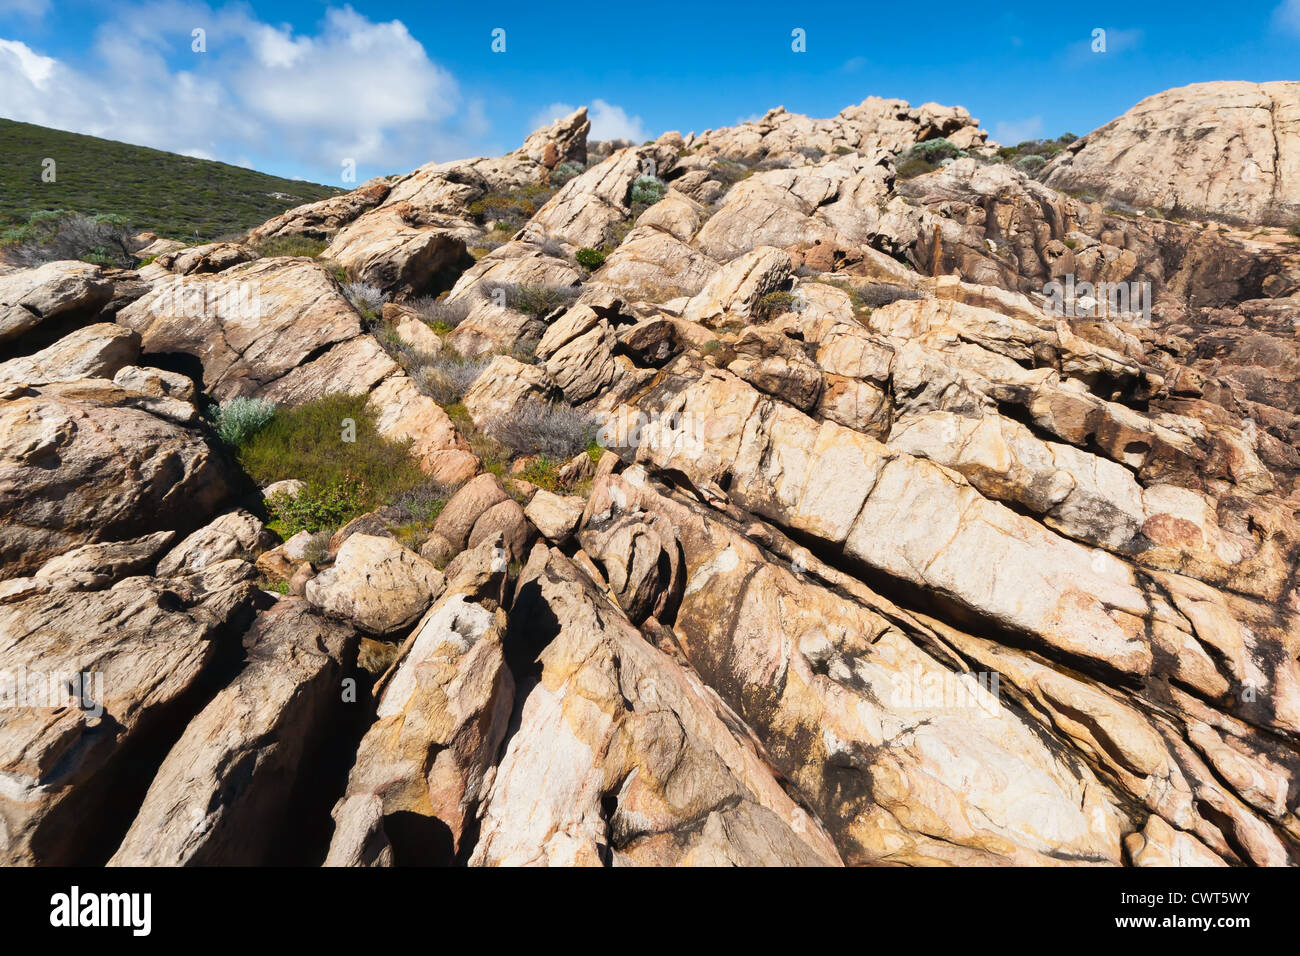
[
  {"x1": 0, "y1": 572, "x2": 257, "y2": 864},
  {"x1": 305, "y1": 533, "x2": 445, "y2": 635},
  {"x1": 0, "y1": 380, "x2": 234, "y2": 577},
  {"x1": 0, "y1": 261, "x2": 113, "y2": 348},
  {"x1": 1041, "y1": 82, "x2": 1300, "y2": 226},
  {"x1": 108, "y1": 600, "x2": 357, "y2": 865}
]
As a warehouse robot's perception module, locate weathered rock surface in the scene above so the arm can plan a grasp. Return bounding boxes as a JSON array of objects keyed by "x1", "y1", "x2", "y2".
[
  {"x1": 306, "y1": 533, "x2": 445, "y2": 635},
  {"x1": 108, "y1": 600, "x2": 356, "y2": 865},
  {"x1": 0, "y1": 380, "x2": 233, "y2": 577},
  {"x1": 1041, "y1": 82, "x2": 1300, "y2": 226}
]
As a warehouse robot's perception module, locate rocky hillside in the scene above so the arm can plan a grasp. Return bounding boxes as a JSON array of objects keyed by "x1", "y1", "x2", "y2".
[{"x1": 2, "y1": 86, "x2": 1299, "y2": 867}]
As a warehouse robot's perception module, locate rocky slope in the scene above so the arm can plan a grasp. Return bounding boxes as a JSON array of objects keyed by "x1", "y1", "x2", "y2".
[{"x1": 1, "y1": 87, "x2": 1299, "y2": 867}]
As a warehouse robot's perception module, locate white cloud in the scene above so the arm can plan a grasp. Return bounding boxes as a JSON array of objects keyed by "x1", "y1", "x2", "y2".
[
  {"x1": 0, "y1": 2, "x2": 488, "y2": 182},
  {"x1": 993, "y1": 116, "x2": 1043, "y2": 145},
  {"x1": 589, "y1": 99, "x2": 646, "y2": 142},
  {"x1": 840, "y1": 56, "x2": 867, "y2": 73},
  {"x1": 528, "y1": 101, "x2": 578, "y2": 130},
  {"x1": 528, "y1": 97, "x2": 646, "y2": 143},
  {"x1": 1274, "y1": 0, "x2": 1300, "y2": 34}
]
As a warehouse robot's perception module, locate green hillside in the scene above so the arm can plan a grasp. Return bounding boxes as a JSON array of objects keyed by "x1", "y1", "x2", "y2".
[{"x1": 0, "y1": 118, "x2": 342, "y2": 240}]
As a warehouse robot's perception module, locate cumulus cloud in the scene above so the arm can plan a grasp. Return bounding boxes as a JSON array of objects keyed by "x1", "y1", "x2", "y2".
[
  {"x1": 993, "y1": 116, "x2": 1043, "y2": 145},
  {"x1": 529, "y1": 98, "x2": 646, "y2": 142},
  {"x1": 0, "y1": 2, "x2": 489, "y2": 182}
]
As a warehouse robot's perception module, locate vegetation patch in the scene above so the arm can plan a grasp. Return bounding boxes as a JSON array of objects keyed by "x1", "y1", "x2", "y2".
[
  {"x1": 0, "y1": 117, "x2": 339, "y2": 239},
  {"x1": 254, "y1": 235, "x2": 329, "y2": 259},
  {"x1": 234, "y1": 392, "x2": 428, "y2": 535}
]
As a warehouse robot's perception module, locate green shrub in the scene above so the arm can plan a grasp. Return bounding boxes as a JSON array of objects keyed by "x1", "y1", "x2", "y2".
[
  {"x1": 549, "y1": 162, "x2": 585, "y2": 186},
  {"x1": 1288, "y1": 222, "x2": 1300, "y2": 238},
  {"x1": 482, "y1": 281, "x2": 581, "y2": 318},
  {"x1": 575, "y1": 247, "x2": 606, "y2": 270},
  {"x1": 833, "y1": 145, "x2": 853, "y2": 155},
  {"x1": 234, "y1": 393, "x2": 428, "y2": 532},
  {"x1": 267, "y1": 477, "x2": 370, "y2": 536},
  {"x1": 255, "y1": 235, "x2": 328, "y2": 258},
  {"x1": 753, "y1": 290, "x2": 796, "y2": 320},
  {"x1": 516, "y1": 456, "x2": 564, "y2": 492},
  {"x1": 210, "y1": 396, "x2": 277, "y2": 446},
  {"x1": 1013, "y1": 154, "x2": 1047, "y2": 175},
  {"x1": 630, "y1": 175, "x2": 667, "y2": 206}
]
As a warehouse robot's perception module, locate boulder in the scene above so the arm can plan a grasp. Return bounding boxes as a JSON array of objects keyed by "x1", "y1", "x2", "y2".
[{"x1": 305, "y1": 533, "x2": 445, "y2": 635}]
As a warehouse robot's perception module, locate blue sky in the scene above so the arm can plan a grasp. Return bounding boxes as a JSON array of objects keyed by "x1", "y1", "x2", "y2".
[{"x1": 2, "y1": 0, "x2": 1297, "y2": 184}]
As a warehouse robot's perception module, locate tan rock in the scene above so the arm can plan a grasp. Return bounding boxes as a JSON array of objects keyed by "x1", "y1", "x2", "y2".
[{"x1": 305, "y1": 533, "x2": 445, "y2": 635}]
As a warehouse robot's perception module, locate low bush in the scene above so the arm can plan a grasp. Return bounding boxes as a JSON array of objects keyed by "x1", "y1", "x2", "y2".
[
  {"x1": 630, "y1": 174, "x2": 667, "y2": 206},
  {"x1": 343, "y1": 282, "x2": 388, "y2": 321},
  {"x1": 255, "y1": 234, "x2": 328, "y2": 258},
  {"x1": 4, "y1": 210, "x2": 137, "y2": 268},
  {"x1": 235, "y1": 392, "x2": 428, "y2": 534},
  {"x1": 549, "y1": 162, "x2": 585, "y2": 186},
  {"x1": 575, "y1": 246, "x2": 606, "y2": 270},
  {"x1": 487, "y1": 399, "x2": 598, "y2": 459},
  {"x1": 412, "y1": 352, "x2": 493, "y2": 405},
  {"x1": 854, "y1": 282, "x2": 924, "y2": 308},
  {"x1": 481, "y1": 281, "x2": 581, "y2": 318},
  {"x1": 210, "y1": 396, "x2": 277, "y2": 446},
  {"x1": 753, "y1": 290, "x2": 797, "y2": 320},
  {"x1": 409, "y1": 295, "x2": 471, "y2": 329}
]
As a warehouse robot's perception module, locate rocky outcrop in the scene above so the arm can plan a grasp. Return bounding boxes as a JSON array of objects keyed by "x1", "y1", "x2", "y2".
[
  {"x1": 2, "y1": 85, "x2": 1298, "y2": 870},
  {"x1": 1041, "y1": 82, "x2": 1300, "y2": 226},
  {"x1": 306, "y1": 533, "x2": 445, "y2": 635}
]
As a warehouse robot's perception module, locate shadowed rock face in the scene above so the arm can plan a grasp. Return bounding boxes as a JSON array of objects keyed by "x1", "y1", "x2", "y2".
[{"x1": 2, "y1": 87, "x2": 1299, "y2": 867}]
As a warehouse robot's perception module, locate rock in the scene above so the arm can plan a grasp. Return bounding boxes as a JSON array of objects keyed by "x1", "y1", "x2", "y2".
[
  {"x1": 462, "y1": 355, "x2": 554, "y2": 431},
  {"x1": 262, "y1": 478, "x2": 305, "y2": 501},
  {"x1": 31, "y1": 531, "x2": 175, "y2": 590},
  {"x1": 525, "y1": 490, "x2": 585, "y2": 543},
  {"x1": 516, "y1": 106, "x2": 590, "y2": 167},
  {"x1": 0, "y1": 261, "x2": 113, "y2": 347},
  {"x1": 1041, "y1": 82, "x2": 1300, "y2": 226},
  {"x1": 112, "y1": 365, "x2": 196, "y2": 402},
  {"x1": 325, "y1": 591, "x2": 512, "y2": 866},
  {"x1": 381, "y1": 303, "x2": 443, "y2": 355},
  {"x1": 117, "y1": 258, "x2": 364, "y2": 400},
  {"x1": 108, "y1": 600, "x2": 357, "y2": 865},
  {"x1": 467, "y1": 498, "x2": 530, "y2": 562},
  {"x1": 535, "y1": 304, "x2": 617, "y2": 404},
  {"x1": 432, "y1": 474, "x2": 510, "y2": 550},
  {"x1": 0, "y1": 380, "x2": 233, "y2": 577},
  {"x1": 0, "y1": 324, "x2": 140, "y2": 386},
  {"x1": 366, "y1": 374, "x2": 479, "y2": 485},
  {"x1": 681, "y1": 246, "x2": 792, "y2": 326},
  {"x1": 154, "y1": 242, "x2": 260, "y2": 276},
  {"x1": 247, "y1": 180, "x2": 392, "y2": 243},
  {"x1": 255, "y1": 530, "x2": 316, "y2": 580},
  {"x1": 323, "y1": 213, "x2": 468, "y2": 297},
  {"x1": 0, "y1": 573, "x2": 257, "y2": 864},
  {"x1": 305, "y1": 533, "x2": 445, "y2": 635},
  {"x1": 156, "y1": 510, "x2": 275, "y2": 577},
  {"x1": 467, "y1": 546, "x2": 843, "y2": 867}
]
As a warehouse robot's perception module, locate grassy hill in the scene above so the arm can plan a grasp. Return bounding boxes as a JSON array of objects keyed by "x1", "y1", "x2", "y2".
[{"x1": 0, "y1": 118, "x2": 343, "y2": 241}]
